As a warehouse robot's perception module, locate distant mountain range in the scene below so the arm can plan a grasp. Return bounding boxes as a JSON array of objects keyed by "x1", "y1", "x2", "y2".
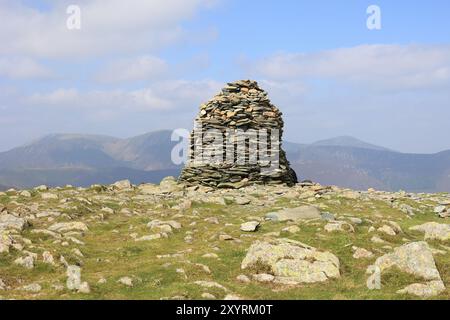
[{"x1": 0, "y1": 130, "x2": 449, "y2": 192}]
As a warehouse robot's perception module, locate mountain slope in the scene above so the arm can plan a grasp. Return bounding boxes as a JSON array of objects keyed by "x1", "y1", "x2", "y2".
[
  {"x1": 311, "y1": 136, "x2": 392, "y2": 151},
  {"x1": 0, "y1": 130, "x2": 449, "y2": 192},
  {"x1": 0, "y1": 134, "x2": 122, "y2": 170},
  {"x1": 287, "y1": 146, "x2": 450, "y2": 193}
]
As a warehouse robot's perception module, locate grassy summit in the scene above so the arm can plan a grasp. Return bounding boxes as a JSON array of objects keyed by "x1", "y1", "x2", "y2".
[{"x1": 0, "y1": 178, "x2": 449, "y2": 300}]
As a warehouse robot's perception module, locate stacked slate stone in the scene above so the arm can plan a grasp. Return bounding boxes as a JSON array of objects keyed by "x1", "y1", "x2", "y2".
[{"x1": 179, "y1": 80, "x2": 298, "y2": 188}]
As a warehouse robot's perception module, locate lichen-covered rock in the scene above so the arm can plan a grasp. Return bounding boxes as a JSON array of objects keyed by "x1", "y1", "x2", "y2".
[
  {"x1": 367, "y1": 241, "x2": 446, "y2": 297},
  {"x1": 368, "y1": 242, "x2": 441, "y2": 281},
  {"x1": 241, "y1": 238, "x2": 340, "y2": 284},
  {"x1": 66, "y1": 265, "x2": 82, "y2": 290},
  {"x1": 240, "y1": 221, "x2": 260, "y2": 232},
  {"x1": 352, "y1": 247, "x2": 373, "y2": 259},
  {"x1": 265, "y1": 206, "x2": 321, "y2": 222},
  {"x1": 0, "y1": 214, "x2": 27, "y2": 232},
  {"x1": 324, "y1": 221, "x2": 355, "y2": 233},
  {"x1": 397, "y1": 280, "x2": 445, "y2": 298},
  {"x1": 112, "y1": 180, "x2": 132, "y2": 190},
  {"x1": 14, "y1": 255, "x2": 35, "y2": 269},
  {"x1": 410, "y1": 222, "x2": 450, "y2": 241},
  {"x1": 0, "y1": 232, "x2": 14, "y2": 254}
]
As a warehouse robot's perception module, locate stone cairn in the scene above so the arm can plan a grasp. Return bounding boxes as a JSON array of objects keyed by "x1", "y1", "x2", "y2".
[{"x1": 179, "y1": 80, "x2": 298, "y2": 188}]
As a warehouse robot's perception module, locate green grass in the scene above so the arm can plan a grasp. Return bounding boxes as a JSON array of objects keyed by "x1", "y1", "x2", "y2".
[{"x1": 0, "y1": 187, "x2": 449, "y2": 300}]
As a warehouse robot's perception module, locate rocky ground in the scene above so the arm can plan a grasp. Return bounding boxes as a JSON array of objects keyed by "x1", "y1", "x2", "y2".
[{"x1": 0, "y1": 177, "x2": 449, "y2": 300}]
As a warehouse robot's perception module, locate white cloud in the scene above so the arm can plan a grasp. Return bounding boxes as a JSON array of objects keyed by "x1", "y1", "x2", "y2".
[
  {"x1": 249, "y1": 44, "x2": 450, "y2": 91},
  {"x1": 0, "y1": 0, "x2": 217, "y2": 58},
  {"x1": 0, "y1": 57, "x2": 54, "y2": 79},
  {"x1": 25, "y1": 79, "x2": 222, "y2": 112},
  {"x1": 95, "y1": 56, "x2": 169, "y2": 83}
]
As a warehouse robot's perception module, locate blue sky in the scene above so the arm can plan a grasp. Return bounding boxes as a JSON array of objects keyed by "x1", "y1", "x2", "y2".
[{"x1": 1, "y1": 0, "x2": 450, "y2": 153}]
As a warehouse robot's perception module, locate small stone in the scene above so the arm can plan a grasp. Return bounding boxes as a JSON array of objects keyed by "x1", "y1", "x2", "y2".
[
  {"x1": 266, "y1": 206, "x2": 321, "y2": 222},
  {"x1": 42, "y1": 251, "x2": 55, "y2": 265},
  {"x1": 204, "y1": 217, "x2": 220, "y2": 225},
  {"x1": 20, "y1": 190, "x2": 32, "y2": 198},
  {"x1": 135, "y1": 234, "x2": 161, "y2": 241},
  {"x1": 352, "y1": 246, "x2": 374, "y2": 259},
  {"x1": 118, "y1": 277, "x2": 134, "y2": 287},
  {"x1": 348, "y1": 217, "x2": 363, "y2": 225},
  {"x1": 34, "y1": 185, "x2": 48, "y2": 191},
  {"x1": 252, "y1": 273, "x2": 275, "y2": 283},
  {"x1": 224, "y1": 294, "x2": 242, "y2": 300},
  {"x1": 201, "y1": 292, "x2": 216, "y2": 299},
  {"x1": 378, "y1": 225, "x2": 397, "y2": 236},
  {"x1": 41, "y1": 193, "x2": 58, "y2": 200},
  {"x1": 236, "y1": 275, "x2": 251, "y2": 283},
  {"x1": 0, "y1": 278, "x2": 5, "y2": 290},
  {"x1": 14, "y1": 255, "x2": 35, "y2": 269},
  {"x1": 193, "y1": 281, "x2": 229, "y2": 292},
  {"x1": 49, "y1": 222, "x2": 88, "y2": 233},
  {"x1": 235, "y1": 198, "x2": 251, "y2": 205},
  {"x1": 112, "y1": 180, "x2": 132, "y2": 190},
  {"x1": 22, "y1": 283, "x2": 41, "y2": 293},
  {"x1": 78, "y1": 281, "x2": 91, "y2": 294},
  {"x1": 371, "y1": 236, "x2": 386, "y2": 244},
  {"x1": 324, "y1": 221, "x2": 355, "y2": 233},
  {"x1": 219, "y1": 234, "x2": 234, "y2": 241},
  {"x1": 321, "y1": 212, "x2": 336, "y2": 221},
  {"x1": 67, "y1": 265, "x2": 82, "y2": 290},
  {"x1": 240, "y1": 221, "x2": 260, "y2": 232}
]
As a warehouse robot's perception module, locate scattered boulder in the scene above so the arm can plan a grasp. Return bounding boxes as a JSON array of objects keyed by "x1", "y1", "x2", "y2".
[
  {"x1": 112, "y1": 180, "x2": 132, "y2": 190},
  {"x1": 49, "y1": 222, "x2": 88, "y2": 233},
  {"x1": 118, "y1": 277, "x2": 134, "y2": 287},
  {"x1": 410, "y1": 222, "x2": 450, "y2": 241},
  {"x1": 0, "y1": 214, "x2": 27, "y2": 232},
  {"x1": 352, "y1": 247, "x2": 374, "y2": 259},
  {"x1": 235, "y1": 197, "x2": 251, "y2": 205},
  {"x1": 252, "y1": 273, "x2": 275, "y2": 283},
  {"x1": 0, "y1": 278, "x2": 6, "y2": 290},
  {"x1": 193, "y1": 281, "x2": 229, "y2": 292},
  {"x1": 66, "y1": 265, "x2": 82, "y2": 290},
  {"x1": 378, "y1": 225, "x2": 397, "y2": 236},
  {"x1": 34, "y1": 185, "x2": 48, "y2": 191},
  {"x1": 366, "y1": 241, "x2": 445, "y2": 297},
  {"x1": 41, "y1": 193, "x2": 58, "y2": 200},
  {"x1": 147, "y1": 220, "x2": 181, "y2": 230},
  {"x1": 0, "y1": 233, "x2": 13, "y2": 253},
  {"x1": 135, "y1": 234, "x2": 162, "y2": 242},
  {"x1": 324, "y1": 221, "x2": 355, "y2": 233},
  {"x1": 201, "y1": 292, "x2": 216, "y2": 299},
  {"x1": 241, "y1": 238, "x2": 340, "y2": 284},
  {"x1": 265, "y1": 206, "x2": 321, "y2": 222},
  {"x1": 397, "y1": 280, "x2": 446, "y2": 298},
  {"x1": 21, "y1": 283, "x2": 41, "y2": 293},
  {"x1": 19, "y1": 190, "x2": 32, "y2": 198},
  {"x1": 42, "y1": 251, "x2": 55, "y2": 265},
  {"x1": 236, "y1": 275, "x2": 250, "y2": 283},
  {"x1": 14, "y1": 255, "x2": 35, "y2": 269},
  {"x1": 240, "y1": 221, "x2": 260, "y2": 232}
]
